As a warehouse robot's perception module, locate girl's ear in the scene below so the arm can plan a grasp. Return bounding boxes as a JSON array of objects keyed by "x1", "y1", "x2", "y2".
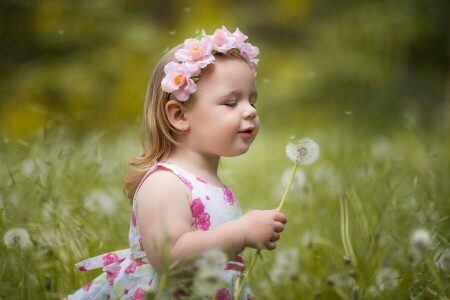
[{"x1": 165, "y1": 99, "x2": 190, "y2": 133}]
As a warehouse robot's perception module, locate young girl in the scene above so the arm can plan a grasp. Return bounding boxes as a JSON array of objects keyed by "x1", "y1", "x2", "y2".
[{"x1": 65, "y1": 26, "x2": 287, "y2": 300}]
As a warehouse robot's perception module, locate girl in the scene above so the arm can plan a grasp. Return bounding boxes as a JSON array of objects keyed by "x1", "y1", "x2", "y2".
[{"x1": 65, "y1": 26, "x2": 287, "y2": 300}]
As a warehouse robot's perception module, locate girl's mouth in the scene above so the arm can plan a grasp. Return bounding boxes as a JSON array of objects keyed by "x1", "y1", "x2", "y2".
[{"x1": 238, "y1": 129, "x2": 254, "y2": 138}]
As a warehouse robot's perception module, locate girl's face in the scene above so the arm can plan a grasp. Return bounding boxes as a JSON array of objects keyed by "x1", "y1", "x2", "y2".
[{"x1": 184, "y1": 56, "x2": 259, "y2": 157}]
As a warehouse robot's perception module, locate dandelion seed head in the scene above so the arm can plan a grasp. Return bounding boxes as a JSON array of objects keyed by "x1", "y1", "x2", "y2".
[
  {"x1": 434, "y1": 248, "x2": 450, "y2": 272},
  {"x1": 285, "y1": 137, "x2": 320, "y2": 165},
  {"x1": 274, "y1": 167, "x2": 306, "y2": 199},
  {"x1": 270, "y1": 248, "x2": 299, "y2": 284},
  {"x1": 410, "y1": 229, "x2": 432, "y2": 251},
  {"x1": 193, "y1": 269, "x2": 223, "y2": 297},
  {"x1": 302, "y1": 231, "x2": 316, "y2": 248},
  {"x1": 196, "y1": 248, "x2": 227, "y2": 272},
  {"x1": 375, "y1": 268, "x2": 399, "y2": 291},
  {"x1": 21, "y1": 159, "x2": 35, "y2": 177},
  {"x1": 327, "y1": 272, "x2": 353, "y2": 287},
  {"x1": 84, "y1": 189, "x2": 117, "y2": 216},
  {"x1": 4, "y1": 227, "x2": 31, "y2": 250}
]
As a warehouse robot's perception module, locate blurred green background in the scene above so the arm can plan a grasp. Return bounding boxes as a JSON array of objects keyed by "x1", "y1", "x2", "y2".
[
  {"x1": 1, "y1": 0, "x2": 449, "y2": 299},
  {"x1": 1, "y1": 0, "x2": 449, "y2": 138}
]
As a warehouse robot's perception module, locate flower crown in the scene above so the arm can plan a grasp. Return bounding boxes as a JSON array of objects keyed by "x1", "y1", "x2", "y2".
[{"x1": 161, "y1": 26, "x2": 259, "y2": 101}]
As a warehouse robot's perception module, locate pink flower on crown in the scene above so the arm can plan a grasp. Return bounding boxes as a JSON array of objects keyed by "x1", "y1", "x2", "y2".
[
  {"x1": 175, "y1": 37, "x2": 215, "y2": 71},
  {"x1": 210, "y1": 26, "x2": 237, "y2": 53},
  {"x1": 233, "y1": 28, "x2": 248, "y2": 44},
  {"x1": 161, "y1": 62, "x2": 197, "y2": 101}
]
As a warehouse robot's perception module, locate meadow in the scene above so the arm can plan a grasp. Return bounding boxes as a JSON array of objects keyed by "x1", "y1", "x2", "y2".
[
  {"x1": 1, "y1": 115, "x2": 448, "y2": 299},
  {"x1": 1, "y1": 1, "x2": 448, "y2": 298}
]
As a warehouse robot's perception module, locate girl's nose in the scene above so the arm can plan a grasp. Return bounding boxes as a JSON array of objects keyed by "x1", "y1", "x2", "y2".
[{"x1": 242, "y1": 103, "x2": 257, "y2": 120}]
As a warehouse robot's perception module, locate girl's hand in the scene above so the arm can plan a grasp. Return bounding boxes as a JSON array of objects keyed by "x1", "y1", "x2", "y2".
[{"x1": 238, "y1": 209, "x2": 287, "y2": 250}]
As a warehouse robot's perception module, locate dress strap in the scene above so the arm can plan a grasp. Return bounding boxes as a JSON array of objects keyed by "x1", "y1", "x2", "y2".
[{"x1": 132, "y1": 161, "x2": 195, "y2": 202}]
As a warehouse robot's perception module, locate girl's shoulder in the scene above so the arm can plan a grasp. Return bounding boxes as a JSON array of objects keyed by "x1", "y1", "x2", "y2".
[{"x1": 135, "y1": 164, "x2": 191, "y2": 205}]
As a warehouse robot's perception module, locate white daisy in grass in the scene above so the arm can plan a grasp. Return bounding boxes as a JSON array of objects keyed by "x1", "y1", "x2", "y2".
[{"x1": 4, "y1": 227, "x2": 31, "y2": 250}]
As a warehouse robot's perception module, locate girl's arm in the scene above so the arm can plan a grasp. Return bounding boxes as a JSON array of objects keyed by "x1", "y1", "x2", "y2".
[{"x1": 136, "y1": 170, "x2": 287, "y2": 273}]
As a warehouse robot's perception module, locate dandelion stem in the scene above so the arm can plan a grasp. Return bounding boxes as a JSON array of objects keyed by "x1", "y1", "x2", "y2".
[
  {"x1": 234, "y1": 251, "x2": 260, "y2": 299},
  {"x1": 234, "y1": 162, "x2": 299, "y2": 299},
  {"x1": 277, "y1": 162, "x2": 298, "y2": 212}
]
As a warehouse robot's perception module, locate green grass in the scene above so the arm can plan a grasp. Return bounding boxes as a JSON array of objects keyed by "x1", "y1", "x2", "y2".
[{"x1": 0, "y1": 121, "x2": 448, "y2": 299}]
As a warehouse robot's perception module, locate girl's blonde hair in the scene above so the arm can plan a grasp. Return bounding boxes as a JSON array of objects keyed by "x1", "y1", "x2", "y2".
[
  {"x1": 124, "y1": 45, "x2": 182, "y2": 200},
  {"x1": 124, "y1": 47, "x2": 248, "y2": 200}
]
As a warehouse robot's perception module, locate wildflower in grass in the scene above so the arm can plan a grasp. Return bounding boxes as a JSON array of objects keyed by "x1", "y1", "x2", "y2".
[
  {"x1": 21, "y1": 158, "x2": 35, "y2": 177},
  {"x1": 285, "y1": 137, "x2": 320, "y2": 165},
  {"x1": 375, "y1": 268, "x2": 399, "y2": 291},
  {"x1": 434, "y1": 248, "x2": 450, "y2": 272},
  {"x1": 270, "y1": 247, "x2": 299, "y2": 284},
  {"x1": 326, "y1": 272, "x2": 353, "y2": 287},
  {"x1": 302, "y1": 231, "x2": 316, "y2": 248},
  {"x1": 84, "y1": 189, "x2": 117, "y2": 216},
  {"x1": 410, "y1": 229, "x2": 432, "y2": 251},
  {"x1": 193, "y1": 269, "x2": 224, "y2": 297},
  {"x1": 3, "y1": 227, "x2": 31, "y2": 250},
  {"x1": 193, "y1": 249, "x2": 228, "y2": 297},
  {"x1": 195, "y1": 248, "x2": 228, "y2": 272},
  {"x1": 371, "y1": 138, "x2": 391, "y2": 159}
]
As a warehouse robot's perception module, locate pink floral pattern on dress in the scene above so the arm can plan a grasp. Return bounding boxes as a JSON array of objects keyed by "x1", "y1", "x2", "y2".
[
  {"x1": 190, "y1": 198, "x2": 211, "y2": 231},
  {"x1": 178, "y1": 174, "x2": 193, "y2": 191},
  {"x1": 196, "y1": 177, "x2": 207, "y2": 184},
  {"x1": 125, "y1": 261, "x2": 145, "y2": 274},
  {"x1": 131, "y1": 210, "x2": 137, "y2": 227},
  {"x1": 224, "y1": 189, "x2": 236, "y2": 205},
  {"x1": 66, "y1": 162, "x2": 251, "y2": 300},
  {"x1": 131, "y1": 288, "x2": 145, "y2": 300},
  {"x1": 103, "y1": 253, "x2": 119, "y2": 266},
  {"x1": 217, "y1": 288, "x2": 233, "y2": 300},
  {"x1": 106, "y1": 266, "x2": 121, "y2": 285},
  {"x1": 82, "y1": 281, "x2": 93, "y2": 291}
]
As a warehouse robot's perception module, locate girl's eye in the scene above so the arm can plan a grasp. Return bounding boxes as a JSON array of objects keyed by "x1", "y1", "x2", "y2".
[
  {"x1": 225, "y1": 100, "x2": 237, "y2": 107},
  {"x1": 250, "y1": 101, "x2": 257, "y2": 108}
]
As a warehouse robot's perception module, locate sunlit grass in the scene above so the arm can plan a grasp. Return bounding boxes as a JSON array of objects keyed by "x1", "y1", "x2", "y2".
[{"x1": 0, "y1": 121, "x2": 448, "y2": 299}]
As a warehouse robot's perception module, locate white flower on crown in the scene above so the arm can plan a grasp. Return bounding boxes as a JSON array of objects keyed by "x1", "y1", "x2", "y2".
[{"x1": 161, "y1": 26, "x2": 259, "y2": 101}]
